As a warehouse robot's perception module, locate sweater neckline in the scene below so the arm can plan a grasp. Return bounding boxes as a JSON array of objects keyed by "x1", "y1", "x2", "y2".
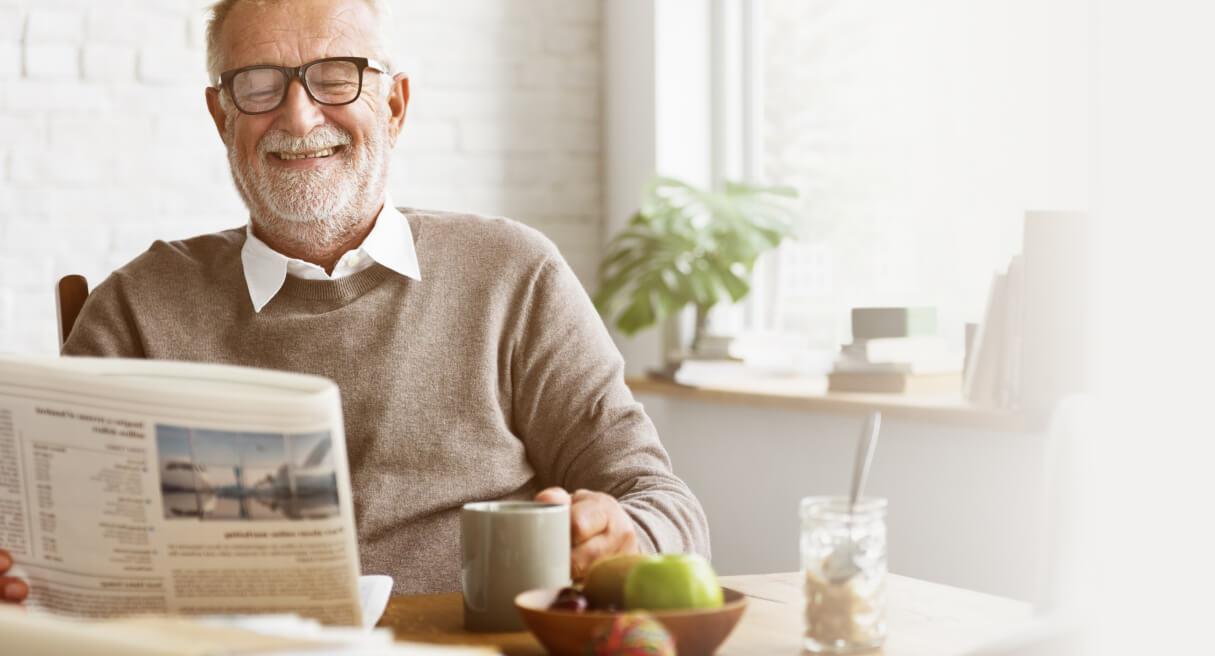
[{"x1": 276, "y1": 264, "x2": 398, "y2": 302}]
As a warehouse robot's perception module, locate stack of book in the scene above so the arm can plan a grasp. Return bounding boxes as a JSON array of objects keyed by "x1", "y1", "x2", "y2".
[
  {"x1": 962, "y1": 212, "x2": 1094, "y2": 410},
  {"x1": 962, "y1": 255, "x2": 1023, "y2": 408},
  {"x1": 828, "y1": 308, "x2": 963, "y2": 394}
]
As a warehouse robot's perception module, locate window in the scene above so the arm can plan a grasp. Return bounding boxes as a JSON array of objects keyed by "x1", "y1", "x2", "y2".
[{"x1": 720, "y1": 0, "x2": 1090, "y2": 355}]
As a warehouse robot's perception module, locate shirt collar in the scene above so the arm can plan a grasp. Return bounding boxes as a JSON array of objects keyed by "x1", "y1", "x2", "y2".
[
  {"x1": 358, "y1": 202, "x2": 422, "y2": 283},
  {"x1": 240, "y1": 197, "x2": 422, "y2": 312}
]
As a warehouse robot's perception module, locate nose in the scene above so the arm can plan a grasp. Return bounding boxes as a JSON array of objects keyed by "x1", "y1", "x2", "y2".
[{"x1": 274, "y1": 78, "x2": 325, "y2": 136}]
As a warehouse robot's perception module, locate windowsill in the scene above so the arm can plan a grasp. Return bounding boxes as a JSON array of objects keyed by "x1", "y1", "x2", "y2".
[{"x1": 626, "y1": 375, "x2": 1045, "y2": 432}]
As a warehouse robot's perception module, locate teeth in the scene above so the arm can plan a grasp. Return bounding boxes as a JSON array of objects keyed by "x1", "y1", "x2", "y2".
[{"x1": 278, "y1": 147, "x2": 336, "y2": 161}]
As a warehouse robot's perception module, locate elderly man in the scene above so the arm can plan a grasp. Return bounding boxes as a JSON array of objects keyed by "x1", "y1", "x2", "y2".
[{"x1": 0, "y1": 0, "x2": 707, "y2": 600}]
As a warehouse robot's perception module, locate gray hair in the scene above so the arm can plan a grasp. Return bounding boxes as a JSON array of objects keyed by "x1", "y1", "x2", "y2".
[{"x1": 205, "y1": 0, "x2": 395, "y2": 83}]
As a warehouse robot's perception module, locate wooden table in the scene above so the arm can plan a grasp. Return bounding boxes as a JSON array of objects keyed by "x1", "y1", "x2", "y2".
[{"x1": 378, "y1": 572, "x2": 1034, "y2": 655}]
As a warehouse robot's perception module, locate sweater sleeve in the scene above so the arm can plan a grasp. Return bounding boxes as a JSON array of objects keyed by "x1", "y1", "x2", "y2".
[
  {"x1": 509, "y1": 256, "x2": 711, "y2": 558},
  {"x1": 60, "y1": 275, "x2": 146, "y2": 358}
]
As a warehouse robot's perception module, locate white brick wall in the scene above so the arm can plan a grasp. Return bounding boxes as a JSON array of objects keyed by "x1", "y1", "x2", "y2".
[{"x1": 0, "y1": 0, "x2": 605, "y2": 356}]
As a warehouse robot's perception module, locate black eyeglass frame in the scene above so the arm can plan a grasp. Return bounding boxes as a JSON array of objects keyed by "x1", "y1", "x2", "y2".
[{"x1": 216, "y1": 56, "x2": 390, "y2": 115}]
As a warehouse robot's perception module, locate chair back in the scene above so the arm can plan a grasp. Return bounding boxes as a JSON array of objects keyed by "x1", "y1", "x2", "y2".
[{"x1": 56, "y1": 274, "x2": 89, "y2": 348}]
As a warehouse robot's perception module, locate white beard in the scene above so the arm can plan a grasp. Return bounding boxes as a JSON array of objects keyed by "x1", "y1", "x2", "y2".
[{"x1": 225, "y1": 104, "x2": 391, "y2": 253}]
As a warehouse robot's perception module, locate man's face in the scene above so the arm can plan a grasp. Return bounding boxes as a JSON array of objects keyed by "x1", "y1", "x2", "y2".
[{"x1": 207, "y1": 0, "x2": 406, "y2": 247}]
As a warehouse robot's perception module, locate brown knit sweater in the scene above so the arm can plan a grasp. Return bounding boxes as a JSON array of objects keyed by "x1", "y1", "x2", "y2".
[{"x1": 62, "y1": 208, "x2": 710, "y2": 594}]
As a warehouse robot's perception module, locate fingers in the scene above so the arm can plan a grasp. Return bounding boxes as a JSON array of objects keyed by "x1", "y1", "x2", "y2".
[
  {"x1": 1, "y1": 550, "x2": 29, "y2": 604},
  {"x1": 567, "y1": 490, "x2": 639, "y2": 579},
  {"x1": 535, "y1": 488, "x2": 641, "y2": 578},
  {"x1": 1, "y1": 577, "x2": 28, "y2": 604},
  {"x1": 534, "y1": 487, "x2": 572, "y2": 506},
  {"x1": 570, "y1": 524, "x2": 639, "y2": 580},
  {"x1": 568, "y1": 489, "x2": 611, "y2": 546}
]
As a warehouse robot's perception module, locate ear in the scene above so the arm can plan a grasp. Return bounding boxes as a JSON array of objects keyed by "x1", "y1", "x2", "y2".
[
  {"x1": 386, "y1": 73, "x2": 409, "y2": 146},
  {"x1": 205, "y1": 86, "x2": 228, "y2": 144}
]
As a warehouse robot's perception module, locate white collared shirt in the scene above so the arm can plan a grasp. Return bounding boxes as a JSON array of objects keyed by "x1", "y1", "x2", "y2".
[{"x1": 240, "y1": 197, "x2": 422, "y2": 312}]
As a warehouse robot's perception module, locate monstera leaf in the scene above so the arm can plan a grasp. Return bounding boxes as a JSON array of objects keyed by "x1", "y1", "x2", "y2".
[{"x1": 594, "y1": 177, "x2": 797, "y2": 336}]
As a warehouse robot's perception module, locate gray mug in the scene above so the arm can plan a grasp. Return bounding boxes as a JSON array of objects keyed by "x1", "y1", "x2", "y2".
[{"x1": 461, "y1": 501, "x2": 571, "y2": 632}]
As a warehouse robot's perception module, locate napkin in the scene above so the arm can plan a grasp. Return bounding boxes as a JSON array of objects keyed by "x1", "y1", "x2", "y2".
[{"x1": 359, "y1": 574, "x2": 394, "y2": 629}]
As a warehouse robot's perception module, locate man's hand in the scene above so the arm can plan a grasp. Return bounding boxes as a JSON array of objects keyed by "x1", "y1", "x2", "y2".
[
  {"x1": 535, "y1": 487, "x2": 640, "y2": 580},
  {"x1": 0, "y1": 549, "x2": 28, "y2": 604}
]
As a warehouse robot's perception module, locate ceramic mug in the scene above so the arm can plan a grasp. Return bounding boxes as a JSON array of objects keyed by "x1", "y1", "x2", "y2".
[{"x1": 461, "y1": 500, "x2": 570, "y2": 631}]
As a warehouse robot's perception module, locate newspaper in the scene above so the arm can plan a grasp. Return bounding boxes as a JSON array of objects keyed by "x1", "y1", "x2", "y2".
[{"x1": 0, "y1": 354, "x2": 364, "y2": 627}]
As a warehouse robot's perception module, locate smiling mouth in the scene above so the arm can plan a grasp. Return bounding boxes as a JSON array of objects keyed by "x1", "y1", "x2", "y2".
[{"x1": 274, "y1": 146, "x2": 342, "y2": 161}]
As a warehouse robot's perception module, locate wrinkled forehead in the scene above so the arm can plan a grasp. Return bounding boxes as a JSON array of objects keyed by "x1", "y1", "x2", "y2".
[{"x1": 218, "y1": 0, "x2": 379, "y2": 70}]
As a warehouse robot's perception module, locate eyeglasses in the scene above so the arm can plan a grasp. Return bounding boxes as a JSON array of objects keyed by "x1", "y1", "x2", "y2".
[{"x1": 217, "y1": 56, "x2": 389, "y2": 115}]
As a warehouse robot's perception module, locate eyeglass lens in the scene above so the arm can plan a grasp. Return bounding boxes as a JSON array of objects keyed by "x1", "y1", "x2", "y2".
[{"x1": 231, "y1": 60, "x2": 362, "y2": 113}]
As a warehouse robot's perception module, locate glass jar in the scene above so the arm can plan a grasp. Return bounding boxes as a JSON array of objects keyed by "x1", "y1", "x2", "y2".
[{"x1": 800, "y1": 495, "x2": 888, "y2": 653}]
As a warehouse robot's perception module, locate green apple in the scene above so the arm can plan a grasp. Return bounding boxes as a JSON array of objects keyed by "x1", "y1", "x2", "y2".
[{"x1": 622, "y1": 553, "x2": 724, "y2": 611}]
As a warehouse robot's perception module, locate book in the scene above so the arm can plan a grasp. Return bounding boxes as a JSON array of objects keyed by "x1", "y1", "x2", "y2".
[
  {"x1": 827, "y1": 370, "x2": 963, "y2": 395},
  {"x1": 963, "y1": 271, "x2": 1009, "y2": 405},
  {"x1": 1017, "y1": 211, "x2": 1094, "y2": 410},
  {"x1": 838, "y1": 336, "x2": 950, "y2": 365},
  {"x1": 997, "y1": 254, "x2": 1024, "y2": 408},
  {"x1": 831, "y1": 359, "x2": 960, "y2": 375},
  {"x1": 850, "y1": 307, "x2": 938, "y2": 340},
  {"x1": 688, "y1": 334, "x2": 736, "y2": 360},
  {"x1": 963, "y1": 254, "x2": 1026, "y2": 408},
  {"x1": 835, "y1": 337, "x2": 960, "y2": 377},
  {"x1": 672, "y1": 358, "x2": 755, "y2": 386},
  {"x1": 0, "y1": 354, "x2": 368, "y2": 627}
]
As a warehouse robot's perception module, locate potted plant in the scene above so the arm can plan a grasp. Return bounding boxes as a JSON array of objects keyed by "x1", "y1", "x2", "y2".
[{"x1": 593, "y1": 175, "x2": 798, "y2": 357}]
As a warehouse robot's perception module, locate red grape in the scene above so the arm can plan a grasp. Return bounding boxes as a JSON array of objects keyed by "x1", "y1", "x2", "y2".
[{"x1": 549, "y1": 586, "x2": 589, "y2": 612}]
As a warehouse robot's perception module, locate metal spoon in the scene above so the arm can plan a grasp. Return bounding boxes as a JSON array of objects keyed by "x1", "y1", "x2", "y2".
[{"x1": 825, "y1": 411, "x2": 882, "y2": 584}]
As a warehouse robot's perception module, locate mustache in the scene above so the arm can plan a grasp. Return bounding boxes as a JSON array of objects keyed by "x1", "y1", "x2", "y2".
[{"x1": 257, "y1": 125, "x2": 353, "y2": 155}]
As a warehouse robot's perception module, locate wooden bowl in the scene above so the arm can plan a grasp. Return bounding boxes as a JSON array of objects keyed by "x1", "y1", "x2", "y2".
[{"x1": 514, "y1": 586, "x2": 748, "y2": 656}]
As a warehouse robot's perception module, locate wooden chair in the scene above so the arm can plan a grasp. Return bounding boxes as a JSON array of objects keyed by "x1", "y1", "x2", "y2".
[{"x1": 56, "y1": 274, "x2": 89, "y2": 348}]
